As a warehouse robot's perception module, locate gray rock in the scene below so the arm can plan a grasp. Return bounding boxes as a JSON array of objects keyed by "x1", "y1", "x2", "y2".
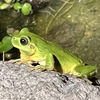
[
  {"x1": 0, "y1": 61, "x2": 100, "y2": 100},
  {"x1": 45, "y1": 22, "x2": 85, "y2": 47}
]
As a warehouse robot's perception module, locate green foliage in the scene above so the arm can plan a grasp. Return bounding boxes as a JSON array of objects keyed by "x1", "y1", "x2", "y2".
[
  {"x1": 0, "y1": 2, "x2": 9, "y2": 10},
  {"x1": 4, "y1": 0, "x2": 12, "y2": 3},
  {"x1": 13, "y1": 2, "x2": 32, "y2": 15},
  {"x1": 21, "y1": 3, "x2": 32, "y2": 15},
  {"x1": 0, "y1": 36, "x2": 13, "y2": 52},
  {"x1": 0, "y1": 1, "x2": 32, "y2": 15},
  {"x1": 14, "y1": 2, "x2": 22, "y2": 10}
]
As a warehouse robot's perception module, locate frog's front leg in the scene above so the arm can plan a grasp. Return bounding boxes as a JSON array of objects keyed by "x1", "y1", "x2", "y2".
[
  {"x1": 29, "y1": 53, "x2": 55, "y2": 72},
  {"x1": 9, "y1": 59, "x2": 34, "y2": 66},
  {"x1": 9, "y1": 59, "x2": 22, "y2": 64}
]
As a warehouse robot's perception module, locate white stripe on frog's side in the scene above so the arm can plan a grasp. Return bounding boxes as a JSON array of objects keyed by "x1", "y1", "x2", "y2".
[{"x1": 38, "y1": 60, "x2": 46, "y2": 66}]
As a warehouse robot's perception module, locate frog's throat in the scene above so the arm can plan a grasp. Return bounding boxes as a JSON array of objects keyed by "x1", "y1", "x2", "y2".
[{"x1": 20, "y1": 49, "x2": 36, "y2": 57}]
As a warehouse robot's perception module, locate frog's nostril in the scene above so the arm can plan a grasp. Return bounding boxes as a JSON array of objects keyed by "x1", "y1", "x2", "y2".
[{"x1": 13, "y1": 37, "x2": 16, "y2": 40}]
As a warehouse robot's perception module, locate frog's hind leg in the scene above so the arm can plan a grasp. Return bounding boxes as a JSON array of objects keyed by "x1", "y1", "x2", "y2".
[{"x1": 72, "y1": 65, "x2": 97, "y2": 84}]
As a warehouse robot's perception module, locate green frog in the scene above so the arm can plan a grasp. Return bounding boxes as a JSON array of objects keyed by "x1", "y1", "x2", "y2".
[{"x1": 11, "y1": 28, "x2": 98, "y2": 83}]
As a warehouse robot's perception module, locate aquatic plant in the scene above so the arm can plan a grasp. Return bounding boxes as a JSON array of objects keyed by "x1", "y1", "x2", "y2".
[{"x1": 46, "y1": 0, "x2": 75, "y2": 34}]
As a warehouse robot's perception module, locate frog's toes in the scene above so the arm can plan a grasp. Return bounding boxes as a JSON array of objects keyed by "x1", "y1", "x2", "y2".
[
  {"x1": 9, "y1": 59, "x2": 22, "y2": 64},
  {"x1": 29, "y1": 65, "x2": 46, "y2": 72},
  {"x1": 8, "y1": 59, "x2": 21, "y2": 63},
  {"x1": 83, "y1": 78, "x2": 93, "y2": 84}
]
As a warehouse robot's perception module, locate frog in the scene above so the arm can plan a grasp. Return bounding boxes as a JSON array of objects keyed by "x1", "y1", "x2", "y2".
[{"x1": 11, "y1": 28, "x2": 97, "y2": 84}]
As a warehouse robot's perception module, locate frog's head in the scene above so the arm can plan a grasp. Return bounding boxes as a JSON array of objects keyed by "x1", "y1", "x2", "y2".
[{"x1": 11, "y1": 28, "x2": 37, "y2": 56}]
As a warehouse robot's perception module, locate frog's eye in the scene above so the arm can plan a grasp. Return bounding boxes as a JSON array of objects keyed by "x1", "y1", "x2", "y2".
[{"x1": 20, "y1": 37, "x2": 28, "y2": 45}]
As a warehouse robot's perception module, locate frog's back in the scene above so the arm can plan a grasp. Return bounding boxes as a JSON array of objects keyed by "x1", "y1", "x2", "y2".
[{"x1": 42, "y1": 41, "x2": 83, "y2": 73}]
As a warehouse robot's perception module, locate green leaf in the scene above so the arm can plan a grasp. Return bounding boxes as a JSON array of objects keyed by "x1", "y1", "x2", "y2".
[
  {"x1": 21, "y1": 3, "x2": 32, "y2": 15},
  {"x1": 4, "y1": 0, "x2": 12, "y2": 3},
  {"x1": 14, "y1": 2, "x2": 22, "y2": 10},
  {"x1": 0, "y1": 36, "x2": 13, "y2": 52},
  {"x1": 0, "y1": 3, "x2": 9, "y2": 10}
]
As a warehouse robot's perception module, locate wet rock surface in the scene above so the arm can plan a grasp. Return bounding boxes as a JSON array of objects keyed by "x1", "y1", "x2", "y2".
[
  {"x1": 0, "y1": 61, "x2": 100, "y2": 100},
  {"x1": 44, "y1": 22, "x2": 85, "y2": 47}
]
